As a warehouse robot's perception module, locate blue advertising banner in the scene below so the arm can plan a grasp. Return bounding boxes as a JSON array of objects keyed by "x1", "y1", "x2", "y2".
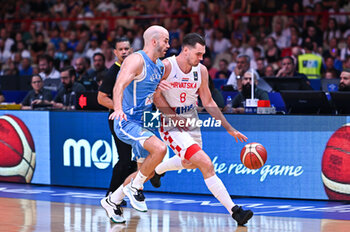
[
  {"x1": 0, "y1": 110, "x2": 50, "y2": 184},
  {"x1": 4, "y1": 109, "x2": 347, "y2": 200},
  {"x1": 50, "y1": 111, "x2": 117, "y2": 188},
  {"x1": 144, "y1": 114, "x2": 350, "y2": 200}
]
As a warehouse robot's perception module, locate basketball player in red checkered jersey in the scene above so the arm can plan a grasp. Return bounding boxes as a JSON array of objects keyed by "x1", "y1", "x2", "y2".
[{"x1": 152, "y1": 33, "x2": 253, "y2": 226}]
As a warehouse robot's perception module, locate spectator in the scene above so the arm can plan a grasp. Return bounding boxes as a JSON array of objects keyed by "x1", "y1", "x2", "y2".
[
  {"x1": 86, "y1": 37, "x2": 102, "y2": 62},
  {"x1": 269, "y1": 17, "x2": 289, "y2": 49},
  {"x1": 231, "y1": 71, "x2": 269, "y2": 114},
  {"x1": 73, "y1": 41, "x2": 86, "y2": 60},
  {"x1": 0, "y1": 28, "x2": 14, "y2": 53},
  {"x1": 276, "y1": 56, "x2": 309, "y2": 79},
  {"x1": 297, "y1": 42, "x2": 323, "y2": 79},
  {"x1": 340, "y1": 35, "x2": 350, "y2": 62},
  {"x1": 323, "y1": 56, "x2": 341, "y2": 77},
  {"x1": 265, "y1": 37, "x2": 281, "y2": 68},
  {"x1": 66, "y1": 31, "x2": 79, "y2": 52},
  {"x1": 343, "y1": 56, "x2": 350, "y2": 70},
  {"x1": 54, "y1": 41, "x2": 69, "y2": 68},
  {"x1": 324, "y1": 69, "x2": 338, "y2": 79},
  {"x1": 14, "y1": 41, "x2": 31, "y2": 59},
  {"x1": 339, "y1": 68, "x2": 350, "y2": 91},
  {"x1": 276, "y1": 56, "x2": 312, "y2": 89},
  {"x1": 215, "y1": 59, "x2": 231, "y2": 79},
  {"x1": 38, "y1": 54, "x2": 60, "y2": 80},
  {"x1": 19, "y1": 57, "x2": 33, "y2": 76},
  {"x1": 323, "y1": 18, "x2": 341, "y2": 43},
  {"x1": 21, "y1": 75, "x2": 53, "y2": 110},
  {"x1": 31, "y1": 32, "x2": 47, "y2": 57},
  {"x1": 302, "y1": 24, "x2": 322, "y2": 48},
  {"x1": 202, "y1": 56, "x2": 217, "y2": 79},
  {"x1": 85, "y1": 53, "x2": 107, "y2": 91},
  {"x1": 256, "y1": 58, "x2": 266, "y2": 77},
  {"x1": 49, "y1": 28, "x2": 63, "y2": 50},
  {"x1": 52, "y1": 66, "x2": 86, "y2": 110},
  {"x1": 3, "y1": 59, "x2": 19, "y2": 76},
  {"x1": 265, "y1": 65, "x2": 275, "y2": 77},
  {"x1": 212, "y1": 29, "x2": 231, "y2": 57},
  {"x1": 0, "y1": 39, "x2": 11, "y2": 64},
  {"x1": 227, "y1": 54, "x2": 260, "y2": 91},
  {"x1": 74, "y1": 57, "x2": 89, "y2": 83},
  {"x1": 244, "y1": 36, "x2": 264, "y2": 61}
]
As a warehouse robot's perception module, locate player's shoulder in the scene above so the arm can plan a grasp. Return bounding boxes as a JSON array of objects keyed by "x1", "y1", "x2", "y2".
[
  {"x1": 124, "y1": 52, "x2": 144, "y2": 65},
  {"x1": 161, "y1": 57, "x2": 172, "y2": 79},
  {"x1": 199, "y1": 63, "x2": 208, "y2": 76}
]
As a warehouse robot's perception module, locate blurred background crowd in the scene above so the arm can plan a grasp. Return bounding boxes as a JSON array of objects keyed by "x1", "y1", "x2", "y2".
[{"x1": 0, "y1": 0, "x2": 350, "y2": 112}]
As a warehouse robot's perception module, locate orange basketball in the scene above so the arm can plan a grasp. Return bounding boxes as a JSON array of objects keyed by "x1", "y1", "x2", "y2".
[{"x1": 240, "y1": 142, "x2": 267, "y2": 170}]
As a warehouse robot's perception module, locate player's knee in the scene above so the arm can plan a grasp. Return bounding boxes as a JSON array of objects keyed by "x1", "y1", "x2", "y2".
[
  {"x1": 201, "y1": 160, "x2": 215, "y2": 175},
  {"x1": 152, "y1": 142, "x2": 167, "y2": 157}
]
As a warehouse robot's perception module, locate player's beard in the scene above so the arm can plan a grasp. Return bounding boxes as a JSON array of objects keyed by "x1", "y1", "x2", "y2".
[
  {"x1": 339, "y1": 83, "x2": 350, "y2": 91},
  {"x1": 156, "y1": 43, "x2": 166, "y2": 57}
]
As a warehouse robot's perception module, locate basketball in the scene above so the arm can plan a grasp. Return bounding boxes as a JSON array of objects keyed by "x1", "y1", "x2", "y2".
[
  {"x1": 240, "y1": 142, "x2": 267, "y2": 170},
  {"x1": 321, "y1": 123, "x2": 350, "y2": 200},
  {"x1": 0, "y1": 115, "x2": 36, "y2": 183}
]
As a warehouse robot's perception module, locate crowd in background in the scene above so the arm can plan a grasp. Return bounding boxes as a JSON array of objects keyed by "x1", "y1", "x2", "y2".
[{"x1": 1, "y1": 0, "x2": 350, "y2": 90}]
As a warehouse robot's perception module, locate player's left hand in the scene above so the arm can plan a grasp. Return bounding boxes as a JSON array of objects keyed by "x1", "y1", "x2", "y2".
[
  {"x1": 228, "y1": 130, "x2": 248, "y2": 143},
  {"x1": 158, "y1": 80, "x2": 172, "y2": 91}
]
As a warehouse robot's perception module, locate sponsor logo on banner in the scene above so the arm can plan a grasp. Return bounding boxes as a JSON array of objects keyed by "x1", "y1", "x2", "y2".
[{"x1": 62, "y1": 136, "x2": 118, "y2": 169}]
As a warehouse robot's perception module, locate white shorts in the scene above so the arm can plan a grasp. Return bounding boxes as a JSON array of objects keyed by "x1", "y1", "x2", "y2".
[{"x1": 159, "y1": 123, "x2": 202, "y2": 160}]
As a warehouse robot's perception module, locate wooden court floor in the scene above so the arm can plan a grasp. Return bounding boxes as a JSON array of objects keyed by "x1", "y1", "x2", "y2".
[{"x1": 0, "y1": 183, "x2": 350, "y2": 232}]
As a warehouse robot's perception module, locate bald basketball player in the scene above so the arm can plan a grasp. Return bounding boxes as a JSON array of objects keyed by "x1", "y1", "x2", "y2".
[{"x1": 100, "y1": 25, "x2": 170, "y2": 223}]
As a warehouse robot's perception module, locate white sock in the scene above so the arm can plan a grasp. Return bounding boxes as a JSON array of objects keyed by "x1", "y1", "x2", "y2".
[
  {"x1": 204, "y1": 175, "x2": 235, "y2": 214},
  {"x1": 110, "y1": 185, "x2": 125, "y2": 204},
  {"x1": 155, "y1": 155, "x2": 184, "y2": 175},
  {"x1": 132, "y1": 171, "x2": 147, "y2": 189}
]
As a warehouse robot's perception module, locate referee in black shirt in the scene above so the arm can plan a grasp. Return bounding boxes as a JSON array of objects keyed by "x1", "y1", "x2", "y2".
[{"x1": 98, "y1": 38, "x2": 137, "y2": 204}]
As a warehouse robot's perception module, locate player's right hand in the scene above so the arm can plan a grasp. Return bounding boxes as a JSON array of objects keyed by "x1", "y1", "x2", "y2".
[
  {"x1": 109, "y1": 109, "x2": 127, "y2": 121},
  {"x1": 158, "y1": 80, "x2": 172, "y2": 91}
]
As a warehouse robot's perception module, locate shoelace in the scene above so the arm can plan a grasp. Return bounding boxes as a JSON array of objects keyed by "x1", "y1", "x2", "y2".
[
  {"x1": 114, "y1": 205, "x2": 123, "y2": 215},
  {"x1": 135, "y1": 189, "x2": 145, "y2": 201}
]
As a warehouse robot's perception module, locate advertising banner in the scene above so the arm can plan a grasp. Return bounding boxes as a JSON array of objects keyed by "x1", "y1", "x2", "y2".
[
  {"x1": 0, "y1": 110, "x2": 50, "y2": 185},
  {"x1": 50, "y1": 111, "x2": 117, "y2": 188},
  {"x1": 4, "y1": 109, "x2": 346, "y2": 200},
  {"x1": 144, "y1": 114, "x2": 350, "y2": 200}
]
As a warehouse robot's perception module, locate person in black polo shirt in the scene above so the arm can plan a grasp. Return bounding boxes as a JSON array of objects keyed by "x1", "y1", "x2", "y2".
[
  {"x1": 52, "y1": 66, "x2": 86, "y2": 110},
  {"x1": 97, "y1": 38, "x2": 137, "y2": 203},
  {"x1": 21, "y1": 74, "x2": 53, "y2": 109}
]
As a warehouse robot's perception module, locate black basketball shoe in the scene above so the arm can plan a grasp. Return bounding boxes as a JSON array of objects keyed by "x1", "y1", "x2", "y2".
[
  {"x1": 150, "y1": 172, "x2": 165, "y2": 188},
  {"x1": 231, "y1": 205, "x2": 253, "y2": 226}
]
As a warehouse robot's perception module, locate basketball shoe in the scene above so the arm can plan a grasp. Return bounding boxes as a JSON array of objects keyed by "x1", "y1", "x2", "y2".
[
  {"x1": 100, "y1": 194, "x2": 126, "y2": 223},
  {"x1": 231, "y1": 205, "x2": 253, "y2": 226},
  {"x1": 123, "y1": 180, "x2": 148, "y2": 212},
  {"x1": 150, "y1": 172, "x2": 165, "y2": 188}
]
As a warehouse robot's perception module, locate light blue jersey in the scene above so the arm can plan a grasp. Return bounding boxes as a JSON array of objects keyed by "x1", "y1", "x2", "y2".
[
  {"x1": 114, "y1": 50, "x2": 164, "y2": 161},
  {"x1": 122, "y1": 50, "x2": 164, "y2": 123}
]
